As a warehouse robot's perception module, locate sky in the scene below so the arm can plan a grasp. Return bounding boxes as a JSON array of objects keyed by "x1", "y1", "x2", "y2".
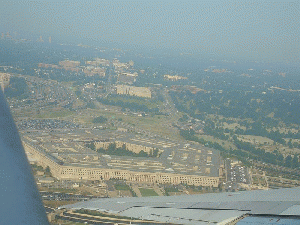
[{"x1": 0, "y1": 1, "x2": 299, "y2": 64}]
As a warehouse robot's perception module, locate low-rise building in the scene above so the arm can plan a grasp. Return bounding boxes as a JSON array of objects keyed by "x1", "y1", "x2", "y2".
[
  {"x1": 164, "y1": 75, "x2": 187, "y2": 81},
  {"x1": 0, "y1": 73, "x2": 10, "y2": 92},
  {"x1": 116, "y1": 85, "x2": 151, "y2": 98}
]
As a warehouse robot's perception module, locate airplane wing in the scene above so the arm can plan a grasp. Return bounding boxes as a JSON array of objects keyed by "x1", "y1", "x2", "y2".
[
  {"x1": 61, "y1": 187, "x2": 300, "y2": 224},
  {"x1": 0, "y1": 90, "x2": 49, "y2": 224}
]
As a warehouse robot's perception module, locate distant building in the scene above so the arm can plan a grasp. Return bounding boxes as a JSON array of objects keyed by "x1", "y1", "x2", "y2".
[
  {"x1": 38, "y1": 63, "x2": 60, "y2": 69},
  {"x1": 37, "y1": 36, "x2": 44, "y2": 42},
  {"x1": 83, "y1": 67, "x2": 106, "y2": 77},
  {"x1": 86, "y1": 58, "x2": 110, "y2": 67},
  {"x1": 113, "y1": 59, "x2": 128, "y2": 69},
  {"x1": 6, "y1": 32, "x2": 11, "y2": 38},
  {"x1": 164, "y1": 75, "x2": 187, "y2": 81},
  {"x1": 59, "y1": 60, "x2": 81, "y2": 72},
  {"x1": 128, "y1": 60, "x2": 134, "y2": 67},
  {"x1": 118, "y1": 73, "x2": 138, "y2": 84},
  {"x1": 0, "y1": 73, "x2": 10, "y2": 92},
  {"x1": 59, "y1": 60, "x2": 80, "y2": 68},
  {"x1": 117, "y1": 85, "x2": 151, "y2": 98},
  {"x1": 117, "y1": 128, "x2": 128, "y2": 132}
]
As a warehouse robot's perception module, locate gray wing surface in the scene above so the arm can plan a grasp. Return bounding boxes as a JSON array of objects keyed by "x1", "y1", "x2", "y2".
[{"x1": 0, "y1": 91, "x2": 49, "y2": 224}]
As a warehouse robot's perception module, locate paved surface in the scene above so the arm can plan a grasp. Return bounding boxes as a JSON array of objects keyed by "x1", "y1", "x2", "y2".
[
  {"x1": 153, "y1": 184, "x2": 164, "y2": 196},
  {"x1": 131, "y1": 185, "x2": 142, "y2": 197}
]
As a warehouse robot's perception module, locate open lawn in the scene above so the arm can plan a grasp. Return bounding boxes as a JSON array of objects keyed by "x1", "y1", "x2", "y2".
[
  {"x1": 114, "y1": 184, "x2": 131, "y2": 191},
  {"x1": 37, "y1": 109, "x2": 75, "y2": 119},
  {"x1": 77, "y1": 107, "x2": 181, "y2": 139},
  {"x1": 139, "y1": 188, "x2": 158, "y2": 197},
  {"x1": 43, "y1": 200, "x2": 78, "y2": 208},
  {"x1": 222, "y1": 122, "x2": 247, "y2": 131},
  {"x1": 237, "y1": 135, "x2": 274, "y2": 145},
  {"x1": 196, "y1": 134, "x2": 236, "y2": 150}
]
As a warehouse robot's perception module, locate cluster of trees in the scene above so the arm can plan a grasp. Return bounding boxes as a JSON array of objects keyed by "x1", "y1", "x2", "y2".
[
  {"x1": 180, "y1": 129, "x2": 228, "y2": 156},
  {"x1": 178, "y1": 114, "x2": 189, "y2": 122},
  {"x1": 86, "y1": 142, "x2": 159, "y2": 158},
  {"x1": 230, "y1": 138, "x2": 299, "y2": 169},
  {"x1": 36, "y1": 68, "x2": 106, "y2": 84},
  {"x1": 97, "y1": 143, "x2": 148, "y2": 157},
  {"x1": 86, "y1": 142, "x2": 96, "y2": 151},
  {"x1": 235, "y1": 122, "x2": 300, "y2": 144},
  {"x1": 170, "y1": 87, "x2": 300, "y2": 126},
  {"x1": 86, "y1": 102, "x2": 96, "y2": 109},
  {"x1": 92, "y1": 116, "x2": 107, "y2": 124},
  {"x1": 180, "y1": 129, "x2": 299, "y2": 169},
  {"x1": 202, "y1": 121, "x2": 230, "y2": 141},
  {"x1": 289, "y1": 140, "x2": 300, "y2": 149},
  {"x1": 202, "y1": 119, "x2": 300, "y2": 146},
  {"x1": 97, "y1": 95, "x2": 160, "y2": 113},
  {"x1": 4, "y1": 77, "x2": 29, "y2": 99}
]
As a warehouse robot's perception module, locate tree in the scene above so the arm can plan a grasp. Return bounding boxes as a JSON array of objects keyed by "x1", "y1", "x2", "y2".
[
  {"x1": 45, "y1": 166, "x2": 51, "y2": 176},
  {"x1": 292, "y1": 155, "x2": 299, "y2": 168},
  {"x1": 86, "y1": 142, "x2": 95, "y2": 151},
  {"x1": 153, "y1": 148, "x2": 159, "y2": 157},
  {"x1": 92, "y1": 116, "x2": 107, "y2": 123},
  {"x1": 284, "y1": 155, "x2": 293, "y2": 168},
  {"x1": 288, "y1": 139, "x2": 293, "y2": 149},
  {"x1": 138, "y1": 150, "x2": 148, "y2": 157}
]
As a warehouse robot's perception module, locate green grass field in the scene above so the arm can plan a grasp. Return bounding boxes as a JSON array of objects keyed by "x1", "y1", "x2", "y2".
[
  {"x1": 139, "y1": 188, "x2": 158, "y2": 197},
  {"x1": 37, "y1": 109, "x2": 74, "y2": 119},
  {"x1": 114, "y1": 184, "x2": 131, "y2": 191}
]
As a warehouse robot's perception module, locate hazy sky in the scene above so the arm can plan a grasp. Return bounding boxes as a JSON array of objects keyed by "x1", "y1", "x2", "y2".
[{"x1": 0, "y1": 1, "x2": 299, "y2": 63}]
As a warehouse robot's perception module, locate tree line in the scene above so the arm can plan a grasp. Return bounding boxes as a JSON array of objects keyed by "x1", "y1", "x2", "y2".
[
  {"x1": 180, "y1": 129, "x2": 299, "y2": 169},
  {"x1": 86, "y1": 142, "x2": 159, "y2": 158}
]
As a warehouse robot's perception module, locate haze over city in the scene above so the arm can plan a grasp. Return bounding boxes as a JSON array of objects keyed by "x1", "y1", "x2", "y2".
[{"x1": 0, "y1": 0, "x2": 299, "y2": 64}]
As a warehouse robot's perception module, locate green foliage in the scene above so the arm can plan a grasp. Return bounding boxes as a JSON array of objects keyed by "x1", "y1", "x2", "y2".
[
  {"x1": 92, "y1": 116, "x2": 107, "y2": 123},
  {"x1": 113, "y1": 184, "x2": 136, "y2": 197},
  {"x1": 288, "y1": 139, "x2": 293, "y2": 149},
  {"x1": 86, "y1": 102, "x2": 96, "y2": 109},
  {"x1": 31, "y1": 164, "x2": 44, "y2": 171},
  {"x1": 293, "y1": 142, "x2": 300, "y2": 148},
  {"x1": 114, "y1": 184, "x2": 131, "y2": 191},
  {"x1": 97, "y1": 94, "x2": 161, "y2": 113},
  {"x1": 4, "y1": 77, "x2": 29, "y2": 99},
  {"x1": 180, "y1": 128, "x2": 299, "y2": 169},
  {"x1": 45, "y1": 166, "x2": 52, "y2": 176},
  {"x1": 139, "y1": 188, "x2": 158, "y2": 197},
  {"x1": 165, "y1": 187, "x2": 179, "y2": 195},
  {"x1": 45, "y1": 166, "x2": 50, "y2": 172},
  {"x1": 90, "y1": 142, "x2": 158, "y2": 158},
  {"x1": 170, "y1": 88, "x2": 300, "y2": 126},
  {"x1": 131, "y1": 190, "x2": 137, "y2": 197},
  {"x1": 75, "y1": 89, "x2": 81, "y2": 97},
  {"x1": 153, "y1": 148, "x2": 159, "y2": 157},
  {"x1": 196, "y1": 118, "x2": 297, "y2": 147},
  {"x1": 179, "y1": 114, "x2": 189, "y2": 122},
  {"x1": 137, "y1": 150, "x2": 148, "y2": 157},
  {"x1": 86, "y1": 142, "x2": 95, "y2": 151},
  {"x1": 284, "y1": 155, "x2": 299, "y2": 168}
]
